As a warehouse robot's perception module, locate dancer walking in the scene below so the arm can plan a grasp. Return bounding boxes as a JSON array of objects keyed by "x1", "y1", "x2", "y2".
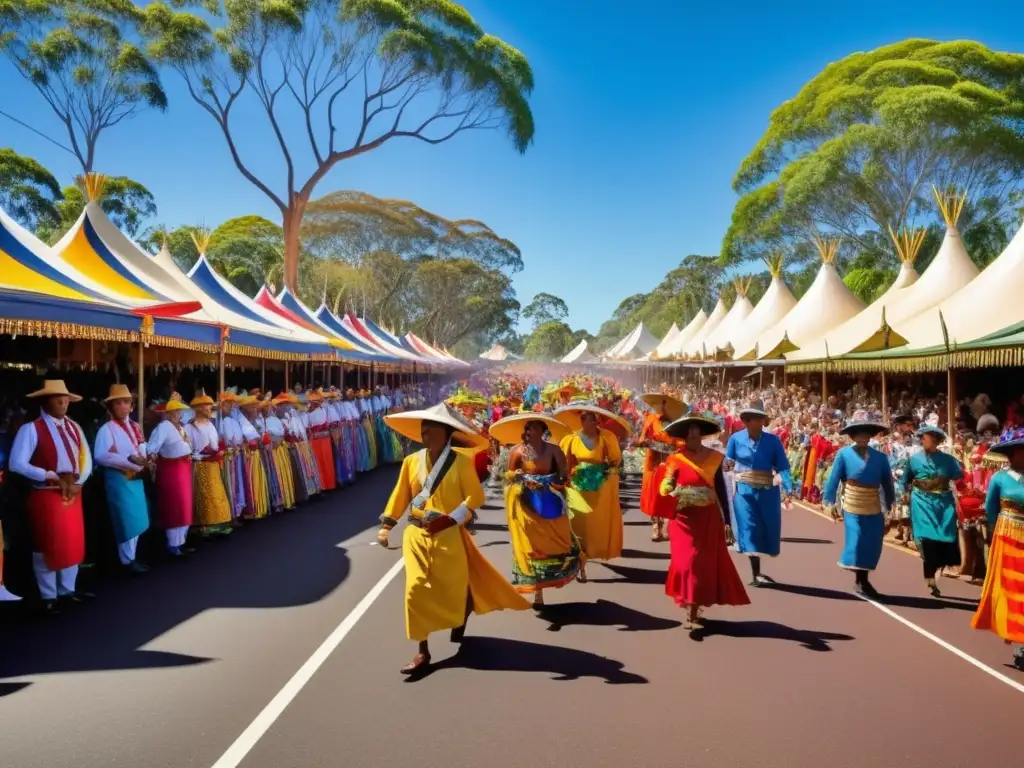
[
  {"x1": 822, "y1": 419, "x2": 895, "y2": 598},
  {"x1": 377, "y1": 403, "x2": 529, "y2": 676},
  {"x1": 660, "y1": 414, "x2": 749, "y2": 630},
  {"x1": 639, "y1": 393, "x2": 686, "y2": 542},
  {"x1": 725, "y1": 400, "x2": 792, "y2": 587},
  {"x1": 492, "y1": 412, "x2": 582, "y2": 609}
]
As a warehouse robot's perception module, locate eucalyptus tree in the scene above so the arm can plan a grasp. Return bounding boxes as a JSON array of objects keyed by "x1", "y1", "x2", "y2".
[{"x1": 0, "y1": 147, "x2": 62, "y2": 229}]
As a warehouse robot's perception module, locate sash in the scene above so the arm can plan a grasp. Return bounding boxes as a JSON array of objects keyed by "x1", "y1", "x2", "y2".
[
  {"x1": 667, "y1": 451, "x2": 720, "y2": 509},
  {"x1": 406, "y1": 444, "x2": 457, "y2": 521}
]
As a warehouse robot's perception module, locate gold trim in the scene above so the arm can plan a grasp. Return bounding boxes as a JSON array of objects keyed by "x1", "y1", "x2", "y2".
[{"x1": 0, "y1": 318, "x2": 138, "y2": 343}]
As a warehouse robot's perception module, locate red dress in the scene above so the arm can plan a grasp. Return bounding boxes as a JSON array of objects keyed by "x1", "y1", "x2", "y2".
[
  {"x1": 639, "y1": 413, "x2": 682, "y2": 519},
  {"x1": 662, "y1": 450, "x2": 750, "y2": 609}
]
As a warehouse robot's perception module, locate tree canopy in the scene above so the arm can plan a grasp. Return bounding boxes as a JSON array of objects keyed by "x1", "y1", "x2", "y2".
[
  {"x1": 522, "y1": 292, "x2": 568, "y2": 329},
  {"x1": 723, "y1": 40, "x2": 1024, "y2": 271},
  {"x1": 142, "y1": 0, "x2": 535, "y2": 291},
  {"x1": 2, "y1": 0, "x2": 167, "y2": 172},
  {"x1": 524, "y1": 320, "x2": 574, "y2": 361},
  {"x1": 0, "y1": 147, "x2": 62, "y2": 230}
]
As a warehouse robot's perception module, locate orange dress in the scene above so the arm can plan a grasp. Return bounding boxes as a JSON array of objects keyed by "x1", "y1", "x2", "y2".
[{"x1": 640, "y1": 412, "x2": 683, "y2": 519}]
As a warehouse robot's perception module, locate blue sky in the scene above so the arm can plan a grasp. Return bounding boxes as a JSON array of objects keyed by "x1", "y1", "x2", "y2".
[{"x1": 2, "y1": 0, "x2": 1020, "y2": 335}]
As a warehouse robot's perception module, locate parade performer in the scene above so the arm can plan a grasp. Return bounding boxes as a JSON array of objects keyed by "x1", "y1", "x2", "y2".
[
  {"x1": 235, "y1": 394, "x2": 270, "y2": 516},
  {"x1": 326, "y1": 390, "x2": 354, "y2": 484},
  {"x1": 308, "y1": 391, "x2": 337, "y2": 490},
  {"x1": 639, "y1": 393, "x2": 686, "y2": 542},
  {"x1": 898, "y1": 426, "x2": 964, "y2": 597},
  {"x1": 660, "y1": 414, "x2": 749, "y2": 629},
  {"x1": 360, "y1": 391, "x2": 379, "y2": 469},
  {"x1": 217, "y1": 391, "x2": 246, "y2": 525},
  {"x1": 9, "y1": 380, "x2": 94, "y2": 612},
  {"x1": 93, "y1": 384, "x2": 152, "y2": 573},
  {"x1": 556, "y1": 403, "x2": 629, "y2": 577},
  {"x1": 970, "y1": 432, "x2": 1024, "y2": 671},
  {"x1": 147, "y1": 394, "x2": 194, "y2": 557},
  {"x1": 822, "y1": 420, "x2": 895, "y2": 598},
  {"x1": 725, "y1": 400, "x2": 792, "y2": 587},
  {"x1": 282, "y1": 396, "x2": 318, "y2": 500},
  {"x1": 185, "y1": 390, "x2": 233, "y2": 537},
  {"x1": 494, "y1": 412, "x2": 582, "y2": 608},
  {"x1": 263, "y1": 394, "x2": 296, "y2": 510},
  {"x1": 253, "y1": 396, "x2": 285, "y2": 513},
  {"x1": 377, "y1": 403, "x2": 530, "y2": 675}
]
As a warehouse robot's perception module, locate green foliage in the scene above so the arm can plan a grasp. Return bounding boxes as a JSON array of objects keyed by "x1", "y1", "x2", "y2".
[
  {"x1": 724, "y1": 39, "x2": 1024, "y2": 272},
  {"x1": 2, "y1": 0, "x2": 168, "y2": 171},
  {"x1": 523, "y1": 320, "x2": 574, "y2": 361},
  {"x1": 522, "y1": 292, "x2": 568, "y2": 330},
  {"x1": 0, "y1": 147, "x2": 62, "y2": 229},
  {"x1": 141, "y1": 0, "x2": 535, "y2": 291},
  {"x1": 36, "y1": 174, "x2": 157, "y2": 242}
]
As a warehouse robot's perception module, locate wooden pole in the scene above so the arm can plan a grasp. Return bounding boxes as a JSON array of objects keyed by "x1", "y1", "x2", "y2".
[
  {"x1": 284, "y1": 361, "x2": 290, "y2": 391},
  {"x1": 136, "y1": 341, "x2": 145, "y2": 431},
  {"x1": 218, "y1": 340, "x2": 226, "y2": 400},
  {"x1": 821, "y1": 367, "x2": 828, "y2": 403},
  {"x1": 89, "y1": 339, "x2": 95, "y2": 369},
  {"x1": 881, "y1": 368, "x2": 889, "y2": 425},
  {"x1": 947, "y1": 367, "x2": 957, "y2": 442},
  {"x1": 260, "y1": 358, "x2": 266, "y2": 392}
]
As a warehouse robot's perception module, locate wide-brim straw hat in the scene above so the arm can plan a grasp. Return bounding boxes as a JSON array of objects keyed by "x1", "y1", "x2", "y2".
[
  {"x1": 28, "y1": 380, "x2": 82, "y2": 402},
  {"x1": 271, "y1": 392, "x2": 295, "y2": 406},
  {"x1": 841, "y1": 420, "x2": 888, "y2": 437},
  {"x1": 163, "y1": 396, "x2": 190, "y2": 413},
  {"x1": 189, "y1": 389, "x2": 215, "y2": 407},
  {"x1": 553, "y1": 403, "x2": 632, "y2": 440},
  {"x1": 664, "y1": 415, "x2": 721, "y2": 439},
  {"x1": 384, "y1": 403, "x2": 489, "y2": 451},
  {"x1": 640, "y1": 392, "x2": 686, "y2": 421},
  {"x1": 103, "y1": 384, "x2": 133, "y2": 404},
  {"x1": 489, "y1": 412, "x2": 571, "y2": 446}
]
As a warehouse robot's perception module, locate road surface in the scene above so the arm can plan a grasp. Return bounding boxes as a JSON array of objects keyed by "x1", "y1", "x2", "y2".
[{"x1": 0, "y1": 469, "x2": 1020, "y2": 768}]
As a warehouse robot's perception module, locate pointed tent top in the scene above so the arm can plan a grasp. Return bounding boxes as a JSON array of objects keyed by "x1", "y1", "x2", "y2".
[
  {"x1": 190, "y1": 228, "x2": 211, "y2": 255},
  {"x1": 887, "y1": 224, "x2": 926, "y2": 267},
  {"x1": 933, "y1": 186, "x2": 967, "y2": 229},
  {"x1": 77, "y1": 173, "x2": 108, "y2": 203},
  {"x1": 812, "y1": 234, "x2": 841, "y2": 265},
  {"x1": 732, "y1": 275, "x2": 752, "y2": 297},
  {"x1": 764, "y1": 252, "x2": 785, "y2": 278}
]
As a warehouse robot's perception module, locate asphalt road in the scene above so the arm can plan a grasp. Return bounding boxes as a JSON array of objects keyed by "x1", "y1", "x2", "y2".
[{"x1": 1, "y1": 469, "x2": 1020, "y2": 768}]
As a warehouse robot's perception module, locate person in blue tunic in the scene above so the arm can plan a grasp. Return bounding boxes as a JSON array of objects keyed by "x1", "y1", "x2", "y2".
[
  {"x1": 725, "y1": 400, "x2": 793, "y2": 587},
  {"x1": 822, "y1": 420, "x2": 895, "y2": 598},
  {"x1": 970, "y1": 432, "x2": 1024, "y2": 670},
  {"x1": 896, "y1": 425, "x2": 963, "y2": 597}
]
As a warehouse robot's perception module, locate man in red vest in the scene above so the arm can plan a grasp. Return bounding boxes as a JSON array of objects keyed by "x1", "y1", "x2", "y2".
[{"x1": 8, "y1": 380, "x2": 95, "y2": 615}]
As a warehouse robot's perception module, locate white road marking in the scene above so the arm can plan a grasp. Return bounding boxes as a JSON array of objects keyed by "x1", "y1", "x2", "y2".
[
  {"x1": 856, "y1": 595, "x2": 1024, "y2": 694},
  {"x1": 210, "y1": 556, "x2": 406, "y2": 768}
]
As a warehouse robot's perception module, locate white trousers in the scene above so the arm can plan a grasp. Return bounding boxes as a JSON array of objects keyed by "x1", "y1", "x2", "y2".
[
  {"x1": 165, "y1": 526, "x2": 189, "y2": 548},
  {"x1": 32, "y1": 552, "x2": 78, "y2": 600},
  {"x1": 117, "y1": 537, "x2": 139, "y2": 565}
]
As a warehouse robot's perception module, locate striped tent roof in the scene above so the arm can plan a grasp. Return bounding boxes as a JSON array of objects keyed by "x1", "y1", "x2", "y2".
[{"x1": 275, "y1": 287, "x2": 391, "y2": 361}]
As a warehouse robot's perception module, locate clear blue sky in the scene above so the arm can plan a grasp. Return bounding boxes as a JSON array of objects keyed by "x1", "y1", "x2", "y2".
[{"x1": 3, "y1": 0, "x2": 1019, "y2": 335}]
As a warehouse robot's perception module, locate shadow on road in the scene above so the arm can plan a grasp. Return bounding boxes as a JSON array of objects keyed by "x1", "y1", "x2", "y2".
[
  {"x1": 468, "y1": 522, "x2": 508, "y2": 533},
  {"x1": 781, "y1": 537, "x2": 834, "y2": 545},
  {"x1": 410, "y1": 636, "x2": 649, "y2": 684},
  {"x1": 690, "y1": 619, "x2": 854, "y2": 651},
  {"x1": 0, "y1": 468, "x2": 400, "y2": 698},
  {"x1": 589, "y1": 563, "x2": 666, "y2": 585},
  {"x1": 620, "y1": 548, "x2": 670, "y2": 560},
  {"x1": 540, "y1": 598, "x2": 681, "y2": 632},
  {"x1": 769, "y1": 581, "x2": 978, "y2": 611},
  {"x1": 476, "y1": 539, "x2": 509, "y2": 548}
]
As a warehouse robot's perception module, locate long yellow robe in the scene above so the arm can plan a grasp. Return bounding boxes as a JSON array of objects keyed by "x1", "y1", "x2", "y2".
[
  {"x1": 560, "y1": 429, "x2": 624, "y2": 561},
  {"x1": 383, "y1": 450, "x2": 530, "y2": 641}
]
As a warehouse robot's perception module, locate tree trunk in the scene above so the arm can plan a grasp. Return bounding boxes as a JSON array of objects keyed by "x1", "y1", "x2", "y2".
[{"x1": 281, "y1": 195, "x2": 309, "y2": 293}]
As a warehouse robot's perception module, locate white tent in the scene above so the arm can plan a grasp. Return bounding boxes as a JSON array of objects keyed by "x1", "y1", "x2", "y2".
[
  {"x1": 789, "y1": 190, "x2": 977, "y2": 361},
  {"x1": 562, "y1": 339, "x2": 597, "y2": 363},
  {"x1": 869, "y1": 214, "x2": 1024, "y2": 352},
  {"x1": 649, "y1": 323, "x2": 681, "y2": 359},
  {"x1": 660, "y1": 310, "x2": 708, "y2": 358},
  {"x1": 605, "y1": 322, "x2": 659, "y2": 360},
  {"x1": 733, "y1": 236, "x2": 865, "y2": 360},
  {"x1": 479, "y1": 344, "x2": 521, "y2": 361},
  {"x1": 702, "y1": 277, "x2": 755, "y2": 357},
  {"x1": 728, "y1": 255, "x2": 798, "y2": 360},
  {"x1": 682, "y1": 298, "x2": 729, "y2": 358}
]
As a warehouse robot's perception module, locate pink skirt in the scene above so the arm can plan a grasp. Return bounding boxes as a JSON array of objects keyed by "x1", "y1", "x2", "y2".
[{"x1": 156, "y1": 457, "x2": 194, "y2": 529}]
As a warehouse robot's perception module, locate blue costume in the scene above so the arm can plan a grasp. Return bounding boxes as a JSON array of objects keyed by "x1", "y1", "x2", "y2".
[
  {"x1": 725, "y1": 429, "x2": 792, "y2": 558},
  {"x1": 897, "y1": 449, "x2": 963, "y2": 578},
  {"x1": 823, "y1": 445, "x2": 896, "y2": 571}
]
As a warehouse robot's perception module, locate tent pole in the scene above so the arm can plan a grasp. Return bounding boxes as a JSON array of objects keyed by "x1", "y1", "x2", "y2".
[
  {"x1": 218, "y1": 339, "x2": 226, "y2": 402},
  {"x1": 284, "y1": 362, "x2": 290, "y2": 391},
  {"x1": 821, "y1": 367, "x2": 828, "y2": 403},
  {"x1": 89, "y1": 339, "x2": 95, "y2": 369},
  {"x1": 881, "y1": 368, "x2": 889, "y2": 425},
  {"x1": 136, "y1": 341, "x2": 145, "y2": 432},
  {"x1": 260, "y1": 358, "x2": 266, "y2": 392},
  {"x1": 947, "y1": 367, "x2": 957, "y2": 441}
]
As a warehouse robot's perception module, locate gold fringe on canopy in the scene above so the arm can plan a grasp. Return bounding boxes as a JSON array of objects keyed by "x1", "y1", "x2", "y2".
[
  {"x1": 0, "y1": 318, "x2": 138, "y2": 344},
  {"x1": 77, "y1": 173, "x2": 109, "y2": 203},
  {"x1": 787, "y1": 345, "x2": 1024, "y2": 375},
  {"x1": 933, "y1": 185, "x2": 967, "y2": 229}
]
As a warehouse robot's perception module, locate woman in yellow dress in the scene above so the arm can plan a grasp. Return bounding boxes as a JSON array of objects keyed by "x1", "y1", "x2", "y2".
[
  {"x1": 378, "y1": 403, "x2": 530, "y2": 675},
  {"x1": 491, "y1": 412, "x2": 581, "y2": 609},
  {"x1": 555, "y1": 403, "x2": 630, "y2": 580}
]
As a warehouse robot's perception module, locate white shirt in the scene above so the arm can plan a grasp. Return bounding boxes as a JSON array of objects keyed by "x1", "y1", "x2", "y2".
[
  {"x1": 10, "y1": 412, "x2": 94, "y2": 486},
  {"x1": 218, "y1": 410, "x2": 243, "y2": 448},
  {"x1": 147, "y1": 420, "x2": 192, "y2": 459},
  {"x1": 94, "y1": 419, "x2": 148, "y2": 472},
  {"x1": 325, "y1": 401, "x2": 342, "y2": 425},
  {"x1": 308, "y1": 406, "x2": 328, "y2": 428},
  {"x1": 235, "y1": 411, "x2": 260, "y2": 442},
  {"x1": 185, "y1": 419, "x2": 220, "y2": 459},
  {"x1": 341, "y1": 401, "x2": 359, "y2": 421},
  {"x1": 284, "y1": 411, "x2": 307, "y2": 441},
  {"x1": 265, "y1": 414, "x2": 286, "y2": 442}
]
